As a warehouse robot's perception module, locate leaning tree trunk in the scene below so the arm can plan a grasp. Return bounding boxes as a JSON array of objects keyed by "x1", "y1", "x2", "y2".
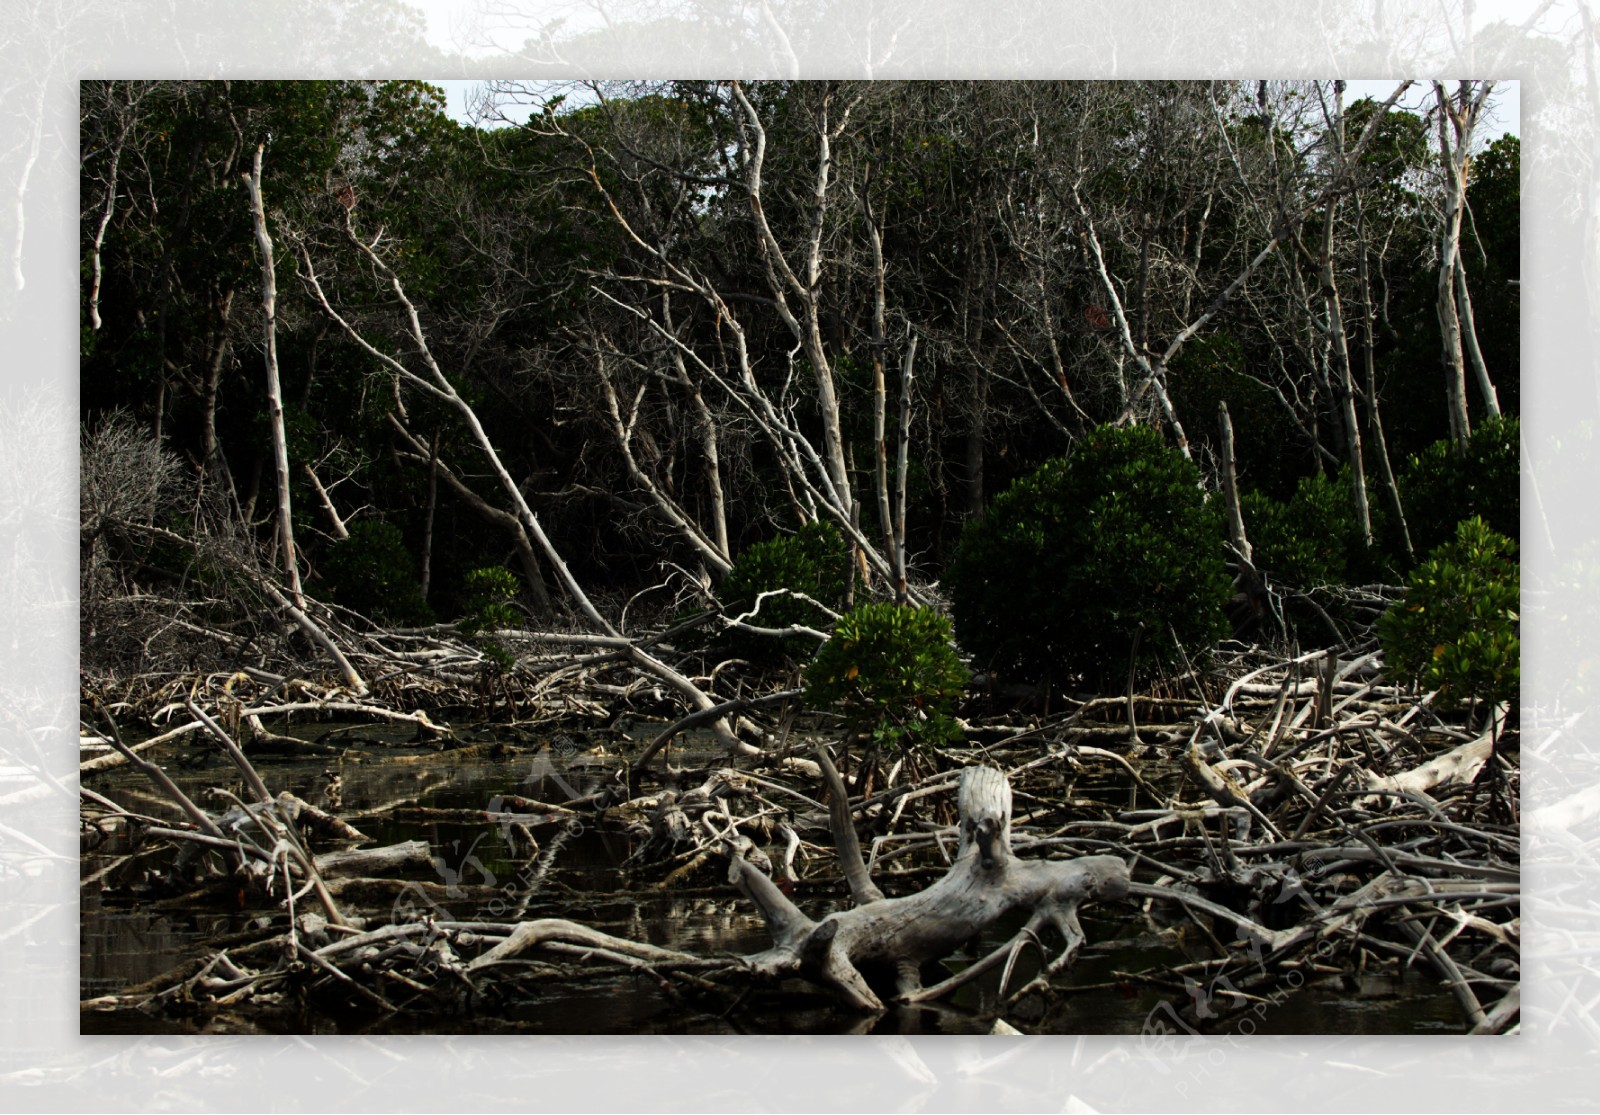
[{"x1": 724, "y1": 761, "x2": 1129, "y2": 1011}]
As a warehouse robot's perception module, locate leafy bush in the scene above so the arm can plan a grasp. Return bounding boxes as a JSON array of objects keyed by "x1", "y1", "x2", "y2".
[
  {"x1": 1244, "y1": 466, "x2": 1400, "y2": 583},
  {"x1": 457, "y1": 565, "x2": 522, "y2": 674},
  {"x1": 458, "y1": 565, "x2": 521, "y2": 635},
  {"x1": 947, "y1": 424, "x2": 1231, "y2": 686},
  {"x1": 719, "y1": 521, "x2": 848, "y2": 663},
  {"x1": 1400, "y1": 415, "x2": 1519, "y2": 559},
  {"x1": 1379, "y1": 516, "x2": 1519, "y2": 711},
  {"x1": 320, "y1": 520, "x2": 433, "y2": 625},
  {"x1": 1242, "y1": 474, "x2": 1356, "y2": 588},
  {"x1": 804, "y1": 603, "x2": 970, "y2": 749}
]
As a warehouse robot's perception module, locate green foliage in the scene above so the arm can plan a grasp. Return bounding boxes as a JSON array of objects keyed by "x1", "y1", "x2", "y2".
[
  {"x1": 720, "y1": 521, "x2": 848, "y2": 663},
  {"x1": 1379, "y1": 517, "x2": 1519, "y2": 711},
  {"x1": 1242, "y1": 472, "x2": 1360, "y2": 588},
  {"x1": 458, "y1": 566, "x2": 522, "y2": 673},
  {"x1": 320, "y1": 521, "x2": 432, "y2": 625},
  {"x1": 804, "y1": 604, "x2": 970, "y2": 750},
  {"x1": 1400, "y1": 415, "x2": 1520, "y2": 559},
  {"x1": 947, "y1": 424, "x2": 1231, "y2": 686},
  {"x1": 458, "y1": 566, "x2": 521, "y2": 635}
]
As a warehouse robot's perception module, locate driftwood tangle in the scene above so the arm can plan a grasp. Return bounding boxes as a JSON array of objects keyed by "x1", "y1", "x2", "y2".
[{"x1": 80, "y1": 631, "x2": 1521, "y2": 1034}]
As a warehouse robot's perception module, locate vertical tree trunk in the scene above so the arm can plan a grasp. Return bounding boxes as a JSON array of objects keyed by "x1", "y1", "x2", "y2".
[
  {"x1": 199, "y1": 287, "x2": 234, "y2": 482},
  {"x1": 243, "y1": 143, "x2": 303, "y2": 607},
  {"x1": 662, "y1": 294, "x2": 730, "y2": 566},
  {"x1": 894, "y1": 336, "x2": 918, "y2": 605},
  {"x1": 730, "y1": 80, "x2": 854, "y2": 519},
  {"x1": 866, "y1": 212, "x2": 897, "y2": 564},
  {"x1": 86, "y1": 87, "x2": 133, "y2": 332},
  {"x1": 800, "y1": 89, "x2": 854, "y2": 521},
  {"x1": 420, "y1": 430, "x2": 438, "y2": 601},
  {"x1": 1353, "y1": 193, "x2": 1414, "y2": 564},
  {"x1": 1319, "y1": 85, "x2": 1372, "y2": 548},
  {"x1": 1434, "y1": 82, "x2": 1477, "y2": 448}
]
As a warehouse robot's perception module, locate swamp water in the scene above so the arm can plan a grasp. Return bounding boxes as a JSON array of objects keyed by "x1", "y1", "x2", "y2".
[{"x1": 80, "y1": 722, "x2": 1467, "y2": 1035}]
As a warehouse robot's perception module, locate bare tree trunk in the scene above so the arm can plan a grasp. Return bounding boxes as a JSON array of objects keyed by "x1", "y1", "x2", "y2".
[
  {"x1": 547, "y1": 88, "x2": 913, "y2": 600},
  {"x1": 302, "y1": 463, "x2": 349, "y2": 540},
  {"x1": 198, "y1": 287, "x2": 234, "y2": 482},
  {"x1": 595, "y1": 353, "x2": 733, "y2": 578},
  {"x1": 419, "y1": 431, "x2": 438, "y2": 601},
  {"x1": 1218, "y1": 401, "x2": 1252, "y2": 566},
  {"x1": 1454, "y1": 255, "x2": 1501, "y2": 417},
  {"x1": 243, "y1": 143, "x2": 303, "y2": 608},
  {"x1": 387, "y1": 414, "x2": 552, "y2": 613},
  {"x1": 730, "y1": 80, "x2": 854, "y2": 518},
  {"x1": 865, "y1": 208, "x2": 897, "y2": 564},
  {"x1": 662, "y1": 292, "x2": 730, "y2": 564},
  {"x1": 86, "y1": 86, "x2": 137, "y2": 332},
  {"x1": 305, "y1": 219, "x2": 611, "y2": 635},
  {"x1": 300, "y1": 218, "x2": 763, "y2": 755},
  {"x1": 1433, "y1": 81, "x2": 1486, "y2": 448},
  {"x1": 725, "y1": 764, "x2": 1129, "y2": 1011},
  {"x1": 1353, "y1": 193, "x2": 1414, "y2": 564},
  {"x1": 894, "y1": 336, "x2": 918, "y2": 605},
  {"x1": 1318, "y1": 84, "x2": 1372, "y2": 547}
]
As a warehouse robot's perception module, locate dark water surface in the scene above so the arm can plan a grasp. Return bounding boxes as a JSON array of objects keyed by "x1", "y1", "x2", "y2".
[{"x1": 80, "y1": 722, "x2": 1470, "y2": 1035}]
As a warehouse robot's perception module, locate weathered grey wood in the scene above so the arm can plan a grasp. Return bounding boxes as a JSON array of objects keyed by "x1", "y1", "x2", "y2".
[
  {"x1": 728, "y1": 764, "x2": 1128, "y2": 1011},
  {"x1": 814, "y1": 743, "x2": 885, "y2": 905},
  {"x1": 314, "y1": 840, "x2": 431, "y2": 878},
  {"x1": 1361, "y1": 729, "x2": 1493, "y2": 803}
]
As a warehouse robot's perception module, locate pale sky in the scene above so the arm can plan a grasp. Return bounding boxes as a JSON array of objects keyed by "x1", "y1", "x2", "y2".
[{"x1": 428, "y1": 78, "x2": 1520, "y2": 144}]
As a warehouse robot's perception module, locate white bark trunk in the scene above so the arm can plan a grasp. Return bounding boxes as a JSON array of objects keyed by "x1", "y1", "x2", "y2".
[{"x1": 244, "y1": 144, "x2": 303, "y2": 608}]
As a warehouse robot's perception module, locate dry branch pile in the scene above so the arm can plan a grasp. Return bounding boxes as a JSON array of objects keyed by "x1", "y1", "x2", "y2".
[{"x1": 80, "y1": 636, "x2": 1518, "y2": 1035}]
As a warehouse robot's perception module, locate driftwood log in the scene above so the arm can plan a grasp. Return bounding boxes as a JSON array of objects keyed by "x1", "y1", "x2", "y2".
[{"x1": 726, "y1": 763, "x2": 1129, "y2": 1011}]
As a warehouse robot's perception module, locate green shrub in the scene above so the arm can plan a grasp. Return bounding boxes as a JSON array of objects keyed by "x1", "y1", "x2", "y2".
[
  {"x1": 1242, "y1": 474, "x2": 1355, "y2": 588},
  {"x1": 1400, "y1": 415, "x2": 1519, "y2": 559},
  {"x1": 458, "y1": 565, "x2": 521, "y2": 635},
  {"x1": 804, "y1": 603, "x2": 970, "y2": 749},
  {"x1": 1244, "y1": 466, "x2": 1407, "y2": 592},
  {"x1": 1379, "y1": 516, "x2": 1519, "y2": 711},
  {"x1": 720, "y1": 521, "x2": 848, "y2": 663},
  {"x1": 458, "y1": 565, "x2": 522, "y2": 674},
  {"x1": 320, "y1": 520, "x2": 433, "y2": 625},
  {"x1": 946, "y1": 424, "x2": 1231, "y2": 686}
]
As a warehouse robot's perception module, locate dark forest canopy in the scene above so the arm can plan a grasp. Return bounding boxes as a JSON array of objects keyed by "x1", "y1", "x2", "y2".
[{"x1": 79, "y1": 78, "x2": 1517, "y2": 646}]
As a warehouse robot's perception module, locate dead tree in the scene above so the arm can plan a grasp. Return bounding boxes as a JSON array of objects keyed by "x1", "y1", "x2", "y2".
[
  {"x1": 243, "y1": 142, "x2": 304, "y2": 608},
  {"x1": 724, "y1": 762, "x2": 1129, "y2": 1011},
  {"x1": 1433, "y1": 80, "x2": 1501, "y2": 445}
]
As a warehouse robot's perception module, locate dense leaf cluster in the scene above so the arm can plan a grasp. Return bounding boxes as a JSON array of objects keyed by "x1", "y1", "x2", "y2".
[
  {"x1": 719, "y1": 522, "x2": 848, "y2": 664},
  {"x1": 1400, "y1": 415, "x2": 1521, "y2": 556},
  {"x1": 320, "y1": 520, "x2": 433, "y2": 626},
  {"x1": 1379, "y1": 517, "x2": 1519, "y2": 711},
  {"x1": 947, "y1": 425, "x2": 1231, "y2": 687},
  {"x1": 804, "y1": 604, "x2": 970, "y2": 750}
]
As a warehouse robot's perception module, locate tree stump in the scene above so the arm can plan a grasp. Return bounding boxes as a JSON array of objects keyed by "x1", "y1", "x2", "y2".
[{"x1": 726, "y1": 763, "x2": 1129, "y2": 1011}]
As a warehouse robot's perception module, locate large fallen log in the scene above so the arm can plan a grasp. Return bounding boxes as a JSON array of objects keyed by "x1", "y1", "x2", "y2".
[{"x1": 724, "y1": 763, "x2": 1129, "y2": 1011}]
